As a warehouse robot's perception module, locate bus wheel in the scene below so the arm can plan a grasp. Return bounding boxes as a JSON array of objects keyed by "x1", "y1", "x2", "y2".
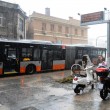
[{"x1": 26, "y1": 65, "x2": 36, "y2": 74}]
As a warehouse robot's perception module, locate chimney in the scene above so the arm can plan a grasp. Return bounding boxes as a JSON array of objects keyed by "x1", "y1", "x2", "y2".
[
  {"x1": 45, "y1": 8, "x2": 50, "y2": 16},
  {"x1": 69, "y1": 16, "x2": 73, "y2": 20}
]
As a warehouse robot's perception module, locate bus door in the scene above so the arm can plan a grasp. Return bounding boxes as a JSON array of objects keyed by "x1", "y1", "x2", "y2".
[
  {"x1": 41, "y1": 49, "x2": 53, "y2": 71},
  {"x1": 3, "y1": 45, "x2": 19, "y2": 74},
  {"x1": 0, "y1": 47, "x2": 4, "y2": 75}
]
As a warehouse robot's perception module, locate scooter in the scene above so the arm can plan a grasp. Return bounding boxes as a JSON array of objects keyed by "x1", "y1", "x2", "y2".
[
  {"x1": 72, "y1": 55, "x2": 95, "y2": 94},
  {"x1": 95, "y1": 65, "x2": 110, "y2": 100},
  {"x1": 72, "y1": 65, "x2": 94, "y2": 94}
]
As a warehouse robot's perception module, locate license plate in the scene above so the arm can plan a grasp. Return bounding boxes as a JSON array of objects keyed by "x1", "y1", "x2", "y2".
[
  {"x1": 73, "y1": 84, "x2": 76, "y2": 89},
  {"x1": 98, "y1": 83, "x2": 103, "y2": 90}
]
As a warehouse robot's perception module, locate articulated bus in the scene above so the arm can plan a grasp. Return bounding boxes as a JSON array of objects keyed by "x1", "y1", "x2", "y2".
[
  {"x1": 0, "y1": 40, "x2": 106, "y2": 75},
  {"x1": 65, "y1": 44, "x2": 106, "y2": 69}
]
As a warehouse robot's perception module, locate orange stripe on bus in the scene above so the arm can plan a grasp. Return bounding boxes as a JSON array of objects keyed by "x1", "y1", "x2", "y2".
[
  {"x1": 0, "y1": 68, "x2": 3, "y2": 75},
  {"x1": 20, "y1": 67, "x2": 26, "y2": 73},
  {"x1": 53, "y1": 64, "x2": 65, "y2": 70},
  {"x1": 36, "y1": 66, "x2": 41, "y2": 72}
]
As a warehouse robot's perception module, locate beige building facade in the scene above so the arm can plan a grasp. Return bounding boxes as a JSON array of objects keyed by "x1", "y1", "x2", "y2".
[{"x1": 26, "y1": 11, "x2": 88, "y2": 44}]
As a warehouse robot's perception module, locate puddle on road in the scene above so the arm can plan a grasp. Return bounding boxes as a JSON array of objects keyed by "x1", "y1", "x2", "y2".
[
  {"x1": 0, "y1": 105, "x2": 10, "y2": 110},
  {"x1": 46, "y1": 87, "x2": 73, "y2": 96},
  {"x1": 50, "y1": 72, "x2": 71, "y2": 80},
  {"x1": 72, "y1": 89, "x2": 102, "y2": 103},
  {"x1": 34, "y1": 85, "x2": 73, "y2": 101},
  {"x1": 21, "y1": 106, "x2": 38, "y2": 110}
]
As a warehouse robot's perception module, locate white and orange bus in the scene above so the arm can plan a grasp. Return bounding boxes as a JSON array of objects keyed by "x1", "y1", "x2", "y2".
[
  {"x1": 0, "y1": 40, "x2": 106, "y2": 75},
  {"x1": 0, "y1": 40, "x2": 66, "y2": 75},
  {"x1": 65, "y1": 44, "x2": 106, "y2": 69}
]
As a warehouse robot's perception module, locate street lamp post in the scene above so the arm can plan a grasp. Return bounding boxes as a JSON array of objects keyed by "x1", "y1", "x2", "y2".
[
  {"x1": 104, "y1": 8, "x2": 110, "y2": 66},
  {"x1": 107, "y1": 20, "x2": 110, "y2": 67}
]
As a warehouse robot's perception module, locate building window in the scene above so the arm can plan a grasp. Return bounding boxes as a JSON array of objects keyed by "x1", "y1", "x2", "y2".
[
  {"x1": 81, "y1": 30, "x2": 84, "y2": 36},
  {"x1": 50, "y1": 24, "x2": 54, "y2": 32},
  {"x1": 0, "y1": 18, "x2": 2, "y2": 26},
  {"x1": 57, "y1": 40, "x2": 62, "y2": 44},
  {"x1": 65, "y1": 27, "x2": 69, "y2": 33},
  {"x1": 0, "y1": 13, "x2": 3, "y2": 27},
  {"x1": 42, "y1": 23, "x2": 46, "y2": 31},
  {"x1": 58, "y1": 25, "x2": 62, "y2": 33},
  {"x1": 75, "y1": 29, "x2": 78, "y2": 35},
  {"x1": 19, "y1": 18, "x2": 24, "y2": 31},
  {"x1": 20, "y1": 35, "x2": 23, "y2": 39}
]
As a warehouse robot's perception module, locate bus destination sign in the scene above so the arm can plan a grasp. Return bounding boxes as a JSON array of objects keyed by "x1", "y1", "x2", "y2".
[{"x1": 81, "y1": 11, "x2": 104, "y2": 26}]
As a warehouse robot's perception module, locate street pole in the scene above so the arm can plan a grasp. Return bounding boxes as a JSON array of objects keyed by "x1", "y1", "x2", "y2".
[{"x1": 107, "y1": 20, "x2": 110, "y2": 67}]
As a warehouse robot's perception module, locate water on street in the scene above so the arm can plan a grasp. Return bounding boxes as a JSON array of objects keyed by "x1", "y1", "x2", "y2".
[{"x1": 0, "y1": 70, "x2": 109, "y2": 110}]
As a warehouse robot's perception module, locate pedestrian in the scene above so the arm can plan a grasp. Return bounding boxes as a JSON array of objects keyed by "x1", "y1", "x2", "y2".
[
  {"x1": 97, "y1": 55, "x2": 107, "y2": 67},
  {"x1": 97, "y1": 55, "x2": 103, "y2": 64}
]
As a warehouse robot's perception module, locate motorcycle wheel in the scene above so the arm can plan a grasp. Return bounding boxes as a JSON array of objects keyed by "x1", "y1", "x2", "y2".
[
  {"x1": 74, "y1": 85, "x2": 84, "y2": 94},
  {"x1": 91, "y1": 84, "x2": 94, "y2": 89},
  {"x1": 100, "y1": 89, "x2": 108, "y2": 100},
  {"x1": 74, "y1": 87, "x2": 80, "y2": 94}
]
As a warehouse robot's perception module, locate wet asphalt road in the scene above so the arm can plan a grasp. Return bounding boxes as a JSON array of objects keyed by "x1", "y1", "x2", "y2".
[{"x1": 0, "y1": 70, "x2": 110, "y2": 110}]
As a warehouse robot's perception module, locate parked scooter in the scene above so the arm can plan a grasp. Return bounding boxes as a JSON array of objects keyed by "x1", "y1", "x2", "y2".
[
  {"x1": 72, "y1": 55, "x2": 95, "y2": 94},
  {"x1": 96, "y1": 65, "x2": 110, "y2": 100}
]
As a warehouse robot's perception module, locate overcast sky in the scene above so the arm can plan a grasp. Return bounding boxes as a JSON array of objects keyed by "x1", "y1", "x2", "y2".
[{"x1": 3, "y1": 0, "x2": 110, "y2": 44}]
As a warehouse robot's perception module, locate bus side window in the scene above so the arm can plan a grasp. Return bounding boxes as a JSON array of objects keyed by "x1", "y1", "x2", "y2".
[
  {"x1": 33, "y1": 49, "x2": 40, "y2": 61},
  {"x1": 54, "y1": 50, "x2": 62, "y2": 60},
  {"x1": 22, "y1": 48, "x2": 32, "y2": 61},
  {"x1": 0, "y1": 53, "x2": 3, "y2": 62},
  {"x1": 62, "y1": 49, "x2": 65, "y2": 60},
  {"x1": 77, "y1": 50, "x2": 82, "y2": 59}
]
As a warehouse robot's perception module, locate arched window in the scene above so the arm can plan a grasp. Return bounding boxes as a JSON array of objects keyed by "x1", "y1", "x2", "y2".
[
  {"x1": 0, "y1": 13, "x2": 3, "y2": 27},
  {"x1": 20, "y1": 35, "x2": 23, "y2": 39}
]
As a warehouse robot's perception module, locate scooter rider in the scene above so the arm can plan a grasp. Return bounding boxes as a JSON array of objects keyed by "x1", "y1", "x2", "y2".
[
  {"x1": 72, "y1": 54, "x2": 95, "y2": 94},
  {"x1": 82, "y1": 55, "x2": 94, "y2": 83}
]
